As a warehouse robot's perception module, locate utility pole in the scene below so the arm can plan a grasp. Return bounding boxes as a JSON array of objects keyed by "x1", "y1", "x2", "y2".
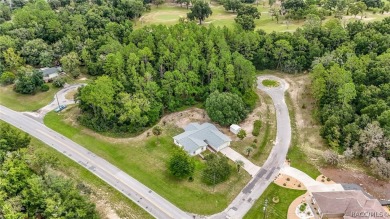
[
  {"x1": 55, "y1": 93, "x2": 60, "y2": 109},
  {"x1": 263, "y1": 199, "x2": 268, "y2": 219}
]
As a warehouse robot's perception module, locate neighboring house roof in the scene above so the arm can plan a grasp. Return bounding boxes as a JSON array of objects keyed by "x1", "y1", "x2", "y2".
[
  {"x1": 40, "y1": 67, "x2": 62, "y2": 77},
  {"x1": 173, "y1": 123, "x2": 231, "y2": 154},
  {"x1": 312, "y1": 190, "x2": 389, "y2": 219}
]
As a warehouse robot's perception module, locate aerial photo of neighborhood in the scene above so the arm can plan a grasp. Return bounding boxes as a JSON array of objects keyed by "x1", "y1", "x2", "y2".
[{"x1": 0, "y1": 0, "x2": 389, "y2": 218}]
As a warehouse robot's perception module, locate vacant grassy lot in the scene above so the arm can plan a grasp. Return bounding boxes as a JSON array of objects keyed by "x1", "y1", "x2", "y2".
[
  {"x1": 0, "y1": 84, "x2": 60, "y2": 111},
  {"x1": 44, "y1": 107, "x2": 251, "y2": 215},
  {"x1": 1, "y1": 121, "x2": 151, "y2": 219},
  {"x1": 244, "y1": 183, "x2": 305, "y2": 219}
]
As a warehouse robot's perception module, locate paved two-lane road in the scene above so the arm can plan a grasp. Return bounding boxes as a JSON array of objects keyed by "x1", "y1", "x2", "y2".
[{"x1": 0, "y1": 105, "x2": 192, "y2": 219}]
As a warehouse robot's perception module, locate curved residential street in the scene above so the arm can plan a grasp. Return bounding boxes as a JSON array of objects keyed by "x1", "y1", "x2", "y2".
[
  {"x1": 210, "y1": 75, "x2": 291, "y2": 219},
  {"x1": 0, "y1": 75, "x2": 291, "y2": 219}
]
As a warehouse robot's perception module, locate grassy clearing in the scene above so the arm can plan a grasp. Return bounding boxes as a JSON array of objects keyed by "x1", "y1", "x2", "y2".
[
  {"x1": 136, "y1": 3, "x2": 390, "y2": 33},
  {"x1": 285, "y1": 92, "x2": 320, "y2": 179},
  {"x1": 0, "y1": 121, "x2": 151, "y2": 219},
  {"x1": 44, "y1": 107, "x2": 251, "y2": 215},
  {"x1": 244, "y1": 183, "x2": 305, "y2": 219},
  {"x1": 0, "y1": 84, "x2": 60, "y2": 111},
  {"x1": 262, "y1": 79, "x2": 280, "y2": 87}
]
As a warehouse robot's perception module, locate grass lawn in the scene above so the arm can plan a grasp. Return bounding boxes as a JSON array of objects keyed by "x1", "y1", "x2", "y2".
[
  {"x1": 244, "y1": 183, "x2": 305, "y2": 219},
  {"x1": 44, "y1": 107, "x2": 251, "y2": 215},
  {"x1": 262, "y1": 79, "x2": 280, "y2": 87},
  {"x1": 135, "y1": 3, "x2": 390, "y2": 33},
  {"x1": 1, "y1": 121, "x2": 151, "y2": 219},
  {"x1": 0, "y1": 84, "x2": 60, "y2": 112}
]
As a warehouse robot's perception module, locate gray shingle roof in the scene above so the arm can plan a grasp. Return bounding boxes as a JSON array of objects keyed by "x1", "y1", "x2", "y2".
[
  {"x1": 40, "y1": 67, "x2": 62, "y2": 76},
  {"x1": 173, "y1": 123, "x2": 231, "y2": 154}
]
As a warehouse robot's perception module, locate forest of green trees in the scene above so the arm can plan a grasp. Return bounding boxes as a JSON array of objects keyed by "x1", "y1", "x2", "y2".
[
  {"x1": 0, "y1": 123, "x2": 98, "y2": 218},
  {"x1": 0, "y1": 0, "x2": 389, "y2": 178}
]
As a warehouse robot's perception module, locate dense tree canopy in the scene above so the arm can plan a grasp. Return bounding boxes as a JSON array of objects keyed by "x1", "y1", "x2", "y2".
[
  {"x1": 168, "y1": 149, "x2": 195, "y2": 179},
  {"x1": 0, "y1": 123, "x2": 98, "y2": 218},
  {"x1": 205, "y1": 91, "x2": 248, "y2": 126},
  {"x1": 202, "y1": 154, "x2": 232, "y2": 185}
]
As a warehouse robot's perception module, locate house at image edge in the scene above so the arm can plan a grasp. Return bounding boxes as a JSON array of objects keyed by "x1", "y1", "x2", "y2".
[
  {"x1": 173, "y1": 122, "x2": 231, "y2": 156},
  {"x1": 311, "y1": 190, "x2": 390, "y2": 219}
]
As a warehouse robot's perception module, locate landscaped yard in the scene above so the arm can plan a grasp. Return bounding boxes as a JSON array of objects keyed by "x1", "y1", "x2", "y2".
[
  {"x1": 44, "y1": 106, "x2": 251, "y2": 215},
  {"x1": 244, "y1": 183, "x2": 306, "y2": 219},
  {"x1": 0, "y1": 84, "x2": 60, "y2": 111}
]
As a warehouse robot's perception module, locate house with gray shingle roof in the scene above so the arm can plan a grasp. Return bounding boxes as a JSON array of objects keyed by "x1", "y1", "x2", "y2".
[
  {"x1": 173, "y1": 122, "x2": 231, "y2": 156},
  {"x1": 40, "y1": 67, "x2": 62, "y2": 82}
]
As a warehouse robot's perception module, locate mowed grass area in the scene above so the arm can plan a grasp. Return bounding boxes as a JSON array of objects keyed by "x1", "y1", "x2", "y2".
[
  {"x1": 262, "y1": 79, "x2": 280, "y2": 87},
  {"x1": 1, "y1": 121, "x2": 151, "y2": 218},
  {"x1": 136, "y1": 2, "x2": 390, "y2": 33},
  {"x1": 0, "y1": 84, "x2": 60, "y2": 111},
  {"x1": 44, "y1": 107, "x2": 251, "y2": 215},
  {"x1": 244, "y1": 183, "x2": 305, "y2": 219}
]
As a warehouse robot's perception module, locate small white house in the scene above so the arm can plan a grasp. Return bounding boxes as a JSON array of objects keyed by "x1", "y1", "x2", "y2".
[{"x1": 230, "y1": 124, "x2": 241, "y2": 135}]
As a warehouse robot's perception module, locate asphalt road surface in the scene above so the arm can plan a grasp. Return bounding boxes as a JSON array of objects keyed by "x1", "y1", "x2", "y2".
[
  {"x1": 0, "y1": 105, "x2": 192, "y2": 219},
  {"x1": 0, "y1": 75, "x2": 291, "y2": 219},
  {"x1": 209, "y1": 75, "x2": 291, "y2": 219}
]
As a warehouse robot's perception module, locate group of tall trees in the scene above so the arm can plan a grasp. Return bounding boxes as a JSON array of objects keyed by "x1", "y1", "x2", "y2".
[
  {"x1": 0, "y1": 0, "x2": 389, "y2": 178},
  {"x1": 0, "y1": 123, "x2": 98, "y2": 218},
  {"x1": 310, "y1": 20, "x2": 390, "y2": 178}
]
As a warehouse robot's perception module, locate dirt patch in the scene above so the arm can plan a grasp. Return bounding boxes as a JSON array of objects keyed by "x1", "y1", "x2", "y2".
[
  {"x1": 320, "y1": 167, "x2": 390, "y2": 200},
  {"x1": 65, "y1": 90, "x2": 77, "y2": 100},
  {"x1": 315, "y1": 174, "x2": 335, "y2": 184},
  {"x1": 287, "y1": 192, "x2": 309, "y2": 219},
  {"x1": 274, "y1": 173, "x2": 306, "y2": 190}
]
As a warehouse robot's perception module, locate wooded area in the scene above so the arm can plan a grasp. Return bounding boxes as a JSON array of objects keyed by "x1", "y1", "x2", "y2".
[
  {"x1": 0, "y1": 0, "x2": 389, "y2": 178},
  {"x1": 0, "y1": 123, "x2": 98, "y2": 218}
]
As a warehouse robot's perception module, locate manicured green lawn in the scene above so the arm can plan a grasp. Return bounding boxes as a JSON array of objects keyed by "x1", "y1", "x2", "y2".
[
  {"x1": 0, "y1": 121, "x2": 151, "y2": 219},
  {"x1": 44, "y1": 107, "x2": 251, "y2": 214},
  {"x1": 262, "y1": 79, "x2": 280, "y2": 87},
  {"x1": 244, "y1": 183, "x2": 305, "y2": 219},
  {"x1": 0, "y1": 84, "x2": 60, "y2": 111}
]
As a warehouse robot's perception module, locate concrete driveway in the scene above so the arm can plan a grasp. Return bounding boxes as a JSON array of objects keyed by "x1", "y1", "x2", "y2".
[
  {"x1": 280, "y1": 165, "x2": 344, "y2": 192},
  {"x1": 220, "y1": 147, "x2": 260, "y2": 176},
  {"x1": 23, "y1": 83, "x2": 85, "y2": 121}
]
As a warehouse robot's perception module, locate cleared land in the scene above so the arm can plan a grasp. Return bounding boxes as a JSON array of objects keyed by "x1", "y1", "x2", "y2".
[
  {"x1": 244, "y1": 183, "x2": 306, "y2": 219},
  {"x1": 230, "y1": 90, "x2": 277, "y2": 166},
  {"x1": 0, "y1": 84, "x2": 60, "y2": 111},
  {"x1": 44, "y1": 106, "x2": 251, "y2": 215}
]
